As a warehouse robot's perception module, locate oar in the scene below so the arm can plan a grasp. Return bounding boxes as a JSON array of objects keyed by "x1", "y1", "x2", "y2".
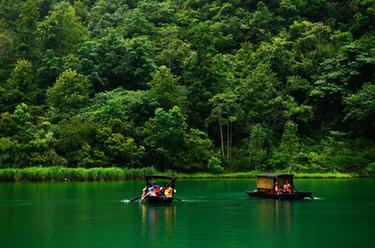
[
  {"x1": 130, "y1": 196, "x2": 141, "y2": 202},
  {"x1": 174, "y1": 196, "x2": 182, "y2": 201},
  {"x1": 138, "y1": 197, "x2": 145, "y2": 204}
]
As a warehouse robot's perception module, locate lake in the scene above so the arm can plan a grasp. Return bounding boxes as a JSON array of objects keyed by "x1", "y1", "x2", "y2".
[{"x1": 0, "y1": 179, "x2": 374, "y2": 247}]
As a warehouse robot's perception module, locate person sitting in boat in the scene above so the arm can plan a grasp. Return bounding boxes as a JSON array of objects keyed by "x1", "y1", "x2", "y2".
[
  {"x1": 141, "y1": 183, "x2": 151, "y2": 198},
  {"x1": 140, "y1": 183, "x2": 154, "y2": 201},
  {"x1": 155, "y1": 185, "x2": 162, "y2": 196},
  {"x1": 160, "y1": 183, "x2": 167, "y2": 194},
  {"x1": 274, "y1": 181, "x2": 280, "y2": 194},
  {"x1": 283, "y1": 180, "x2": 292, "y2": 193},
  {"x1": 149, "y1": 182, "x2": 161, "y2": 196},
  {"x1": 164, "y1": 186, "x2": 175, "y2": 198}
]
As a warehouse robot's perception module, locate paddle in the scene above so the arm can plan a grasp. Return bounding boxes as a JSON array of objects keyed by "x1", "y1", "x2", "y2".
[
  {"x1": 138, "y1": 197, "x2": 145, "y2": 204},
  {"x1": 130, "y1": 196, "x2": 141, "y2": 202},
  {"x1": 174, "y1": 196, "x2": 182, "y2": 201}
]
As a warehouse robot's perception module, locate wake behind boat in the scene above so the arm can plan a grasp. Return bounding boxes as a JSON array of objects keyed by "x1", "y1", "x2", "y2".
[
  {"x1": 139, "y1": 175, "x2": 177, "y2": 204},
  {"x1": 247, "y1": 173, "x2": 313, "y2": 200}
]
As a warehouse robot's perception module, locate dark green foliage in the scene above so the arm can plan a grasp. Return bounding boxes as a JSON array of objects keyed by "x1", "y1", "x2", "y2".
[
  {"x1": 0, "y1": 0, "x2": 374, "y2": 175},
  {"x1": 37, "y1": 1, "x2": 88, "y2": 56},
  {"x1": 182, "y1": 128, "x2": 220, "y2": 172},
  {"x1": 248, "y1": 124, "x2": 269, "y2": 169},
  {"x1": 144, "y1": 106, "x2": 187, "y2": 170},
  {"x1": 77, "y1": 30, "x2": 156, "y2": 90},
  {"x1": 270, "y1": 121, "x2": 300, "y2": 172},
  {"x1": 46, "y1": 69, "x2": 91, "y2": 115},
  {"x1": 15, "y1": 0, "x2": 39, "y2": 60},
  {"x1": 0, "y1": 60, "x2": 38, "y2": 112},
  {"x1": 88, "y1": 0, "x2": 128, "y2": 36},
  {"x1": 148, "y1": 66, "x2": 186, "y2": 110}
]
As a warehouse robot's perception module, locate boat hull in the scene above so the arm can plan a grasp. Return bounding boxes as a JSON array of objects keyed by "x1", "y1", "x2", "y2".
[
  {"x1": 247, "y1": 190, "x2": 312, "y2": 200},
  {"x1": 144, "y1": 196, "x2": 174, "y2": 204}
]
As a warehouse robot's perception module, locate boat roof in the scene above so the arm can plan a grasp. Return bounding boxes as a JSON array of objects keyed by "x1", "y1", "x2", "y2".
[
  {"x1": 145, "y1": 175, "x2": 176, "y2": 180},
  {"x1": 257, "y1": 173, "x2": 294, "y2": 178}
]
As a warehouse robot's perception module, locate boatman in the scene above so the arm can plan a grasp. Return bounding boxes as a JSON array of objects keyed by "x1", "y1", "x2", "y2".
[
  {"x1": 283, "y1": 180, "x2": 292, "y2": 193},
  {"x1": 274, "y1": 181, "x2": 280, "y2": 194}
]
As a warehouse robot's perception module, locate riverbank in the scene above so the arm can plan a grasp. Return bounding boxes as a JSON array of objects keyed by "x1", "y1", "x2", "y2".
[{"x1": 0, "y1": 167, "x2": 371, "y2": 182}]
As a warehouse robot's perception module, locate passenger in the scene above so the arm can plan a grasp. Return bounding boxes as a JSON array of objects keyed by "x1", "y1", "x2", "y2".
[
  {"x1": 283, "y1": 180, "x2": 292, "y2": 193},
  {"x1": 141, "y1": 183, "x2": 150, "y2": 198},
  {"x1": 164, "y1": 186, "x2": 175, "y2": 198},
  {"x1": 154, "y1": 186, "x2": 162, "y2": 196},
  {"x1": 160, "y1": 184, "x2": 168, "y2": 194},
  {"x1": 274, "y1": 181, "x2": 280, "y2": 194},
  {"x1": 151, "y1": 182, "x2": 161, "y2": 196},
  {"x1": 147, "y1": 182, "x2": 158, "y2": 196}
]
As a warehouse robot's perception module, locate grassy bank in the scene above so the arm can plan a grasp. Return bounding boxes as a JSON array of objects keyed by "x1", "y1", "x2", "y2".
[
  {"x1": 0, "y1": 167, "x2": 159, "y2": 182},
  {"x1": 0, "y1": 167, "x2": 368, "y2": 182},
  {"x1": 170, "y1": 172, "x2": 358, "y2": 179}
]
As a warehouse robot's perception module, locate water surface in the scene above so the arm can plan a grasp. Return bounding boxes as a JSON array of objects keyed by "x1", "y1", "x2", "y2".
[{"x1": 0, "y1": 179, "x2": 374, "y2": 247}]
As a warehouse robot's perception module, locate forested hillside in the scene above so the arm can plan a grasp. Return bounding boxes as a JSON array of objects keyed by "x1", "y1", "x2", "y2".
[{"x1": 0, "y1": 0, "x2": 374, "y2": 174}]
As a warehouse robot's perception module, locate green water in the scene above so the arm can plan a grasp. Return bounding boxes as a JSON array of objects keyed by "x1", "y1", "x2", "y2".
[{"x1": 0, "y1": 179, "x2": 374, "y2": 248}]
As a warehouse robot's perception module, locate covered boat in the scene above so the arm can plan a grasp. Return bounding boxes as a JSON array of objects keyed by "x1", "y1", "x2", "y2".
[
  {"x1": 247, "y1": 174, "x2": 312, "y2": 200},
  {"x1": 140, "y1": 175, "x2": 176, "y2": 204}
]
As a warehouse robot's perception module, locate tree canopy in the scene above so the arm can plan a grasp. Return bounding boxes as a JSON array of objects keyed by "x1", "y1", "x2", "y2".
[{"x1": 0, "y1": 0, "x2": 373, "y2": 173}]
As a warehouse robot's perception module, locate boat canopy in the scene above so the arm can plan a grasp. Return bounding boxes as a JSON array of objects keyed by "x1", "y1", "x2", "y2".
[
  {"x1": 256, "y1": 174, "x2": 294, "y2": 190},
  {"x1": 256, "y1": 173, "x2": 294, "y2": 178},
  {"x1": 145, "y1": 175, "x2": 176, "y2": 188}
]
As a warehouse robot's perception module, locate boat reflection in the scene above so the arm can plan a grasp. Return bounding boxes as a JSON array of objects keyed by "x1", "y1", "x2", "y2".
[
  {"x1": 140, "y1": 204, "x2": 176, "y2": 239},
  {"x1": 256, "y1": 199, "x2": 292, "y2": 232}
]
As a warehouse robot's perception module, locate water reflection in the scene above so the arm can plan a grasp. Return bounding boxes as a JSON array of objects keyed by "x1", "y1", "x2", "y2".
[
  {"x1": 140, "y1": 204, "x2": 176, "y2": 240},
  {"x1": 257, "y1": 199, "x2": 292, "y2": 231}
]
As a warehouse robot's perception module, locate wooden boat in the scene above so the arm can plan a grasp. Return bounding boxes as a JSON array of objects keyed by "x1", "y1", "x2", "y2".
[
  {"x1": 140, "y1": 175, "x2": 176, "y2": 204},
  {"x1": 247, "y1": 174, "x2": 313, "y2": 200}
]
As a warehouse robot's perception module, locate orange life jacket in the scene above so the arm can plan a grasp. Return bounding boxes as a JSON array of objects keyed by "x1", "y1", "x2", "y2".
[
  {"x1": 284, "y1": 183, "x2": 292, "y2": 193},
  {"x1": 154, "y1": 187, "x2": 160, "y2": 194}
]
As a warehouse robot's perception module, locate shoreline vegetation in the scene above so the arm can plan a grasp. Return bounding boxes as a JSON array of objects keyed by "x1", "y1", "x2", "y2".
[
  {"x1": 0, "y1": 167, "x2": 372, "y2": 182},
  {"x1": 0, "y1": 1, "x2": 374, "y2": 181}
]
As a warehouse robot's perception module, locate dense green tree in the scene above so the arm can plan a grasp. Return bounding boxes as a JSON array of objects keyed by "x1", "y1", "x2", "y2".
[
  {"x1": 15, "y1": 0, "x2": 39, "y2": 60},
  {"x1": 3, "y1": 103, "x2": 34, "y2": 167},
  {"x1": 248, "y1": 124, "x2": 269, "y2": 170},
  {"x1": 80, "y1": 88, "x2": 156, "y2": 131},
  {"x1": 37, "y1": 1, "x2": 88, "y2": 56},
  {"x1": 185, "y1": 20, "x2": 235, "y2": 53},
  {"x1": 207, "y1": 90, "x2": 239, "y2": 162},
  {"x1": 244, "y1": 1, "x2": 274, "y2": 43},
  {"x1": 349, "y1": 0, "x2": 375, "y2": 37},
  {"x1": 105, "y1": 133, "x2": 144, "y2": 167},
  {"x1": 78, "y1": 30, "x2": 156, "y2": 90},
  {"x1": 144, "y1": 106, "x2": 187, "y2": 170},
  {"x1": 0, "y1": 0, "x2": 21, "y2": 31},
  {"x1": 120, "y1": 8, "x2": 155, "y2": 38},
  {"x1": 54, "y1": 116, "x2": 96, "y2": 167},
  {"x1": 138, "y1": 0, "x2": 175, "y2": 24},
  {"x1": 0, "y1": 60, "x2": 37, "y2": 112},
  {"x1": 28, "y1": 121, "x2": 67, "y2": 167},
  {"x1": 0, "y1": 0, "x2": 374, "y2": 173},
  {"x1": 311, "y1": 42, "x2": 374, "y2": 129},
  {"x1": 148, "y1": 66, "x2": 186, "y2": 110},
  {"x1": 182, "y1": 128, "x2": 219, "y2": 171},
  {"x1": 123, "y1": 36, "x2": 156, "y2": 87},
  {"x1": 344, "y1": 83, "x2": 375, "y2": 137},
  {"x1": 155, "y1": 25, "x2": 193, "y2": 75},
  {"x1": 271, "y1": 121, "x2": 300, "y2": 171},
  {"x1": 36, "y1": 49, "x2": 63, "y2": 88},
  {"x1": 46, "y1": 69, "x2": 91, "y2": 115},
  {"x1": 0, "y1": 21, "x2": 15, "y2": 80},
  {"x1": 88, "y1": 0, "x2": 128, "y2": 36}
]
